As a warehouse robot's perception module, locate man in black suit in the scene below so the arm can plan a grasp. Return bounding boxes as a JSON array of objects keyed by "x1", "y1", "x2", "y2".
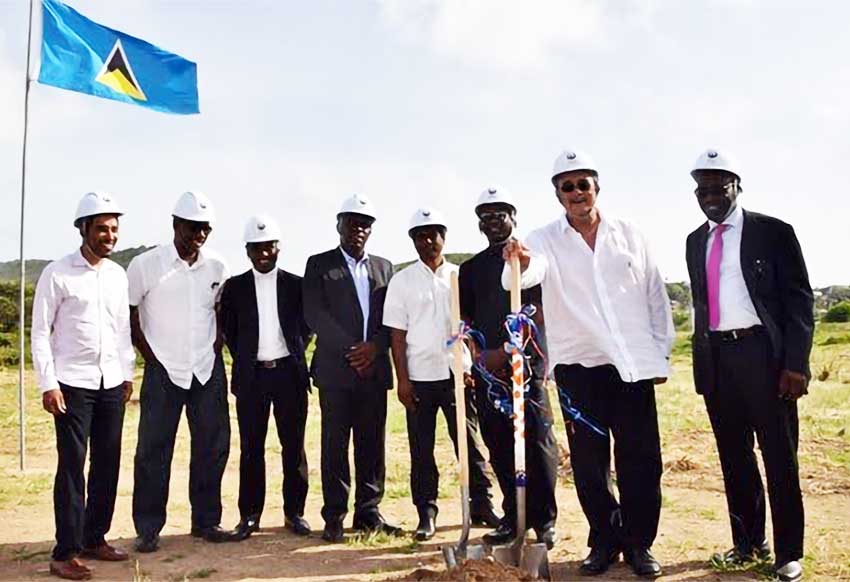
[
  {"x1": 685, "y1": 149, "x2": 813, "y2": 582},
  {"x1": 303, "y1": 193, "x2": 401, "y2": 543},
  {"x1": 220, "y1": 215, "x2": 313, "y2": 541}
]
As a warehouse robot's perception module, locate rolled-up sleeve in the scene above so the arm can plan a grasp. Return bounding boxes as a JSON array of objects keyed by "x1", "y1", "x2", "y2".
[
  {"x1": 501, "y1": 233, "x2": 548, "y2": 292},
  {"x1": 642, "y1": 234, "x2": 675, "y2": 358}
]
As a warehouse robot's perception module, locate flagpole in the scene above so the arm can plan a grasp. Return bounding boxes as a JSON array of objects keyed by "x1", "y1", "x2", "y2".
[{"x1": 18, "y1": 0, "x2": 36, "y2": 472}]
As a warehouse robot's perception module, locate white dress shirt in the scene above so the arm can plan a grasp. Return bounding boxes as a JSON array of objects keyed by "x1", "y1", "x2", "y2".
[
  {"x1": 706, "y1": 205, "x2": 762, "y2": 331},
  {"x1": 504, "y1": 212, "x2": 675, "y2": 382},
  {"x1": 127, "y1": 244, "x2": 228, "y2": 389},
  {"x1": 340, "y1": 247, "x2": 370, "y2": 341},
  {"x1": 252, "y1": 268, "x2": 290, "y2": 361},
  {"x1": 31, "y1": 250, "x2": 135, "y2": 393},
  {"x1": 383, "y1": 259, "x2": 469, "y2": 382}
]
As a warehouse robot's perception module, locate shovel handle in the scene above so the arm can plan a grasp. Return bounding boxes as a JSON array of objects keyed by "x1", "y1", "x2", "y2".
[
  {"x1": 509, "y1": 254, "x2": 527, "y2": 539},
  {"x1": 450, "y1": 272, "x2": 472, "y2": 544}
]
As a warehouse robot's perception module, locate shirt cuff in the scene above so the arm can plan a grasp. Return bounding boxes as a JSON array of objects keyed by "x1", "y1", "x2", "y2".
[{"x1": 38, "y1": 373, "x2": 60, "y2": 394}]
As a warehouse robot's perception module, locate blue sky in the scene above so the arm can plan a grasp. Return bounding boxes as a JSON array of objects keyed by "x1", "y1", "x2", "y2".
[{"x1": 1, "y1": 0, "x2": 848, "y2": 286}]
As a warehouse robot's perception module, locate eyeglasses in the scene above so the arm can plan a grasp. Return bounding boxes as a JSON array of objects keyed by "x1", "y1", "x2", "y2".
[
  {"x1": 560, "y1": 178, "x2": 593, "y2": 193},
  {"x1": 478, "y1": 210, "x2": 511, "y2": 222}
]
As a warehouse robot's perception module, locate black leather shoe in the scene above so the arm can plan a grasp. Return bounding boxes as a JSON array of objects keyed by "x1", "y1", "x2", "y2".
[
  {"x1": 191, "y1": 525, "x2": 235, "y2": 543},
  {"x1": 285, "y1": 516, "x2": 312, "y2": 537},
  {"x1": 231, "y1": 516, "x2": 260, "y2": 541},
  {"x1": 482, "y1": 523, "x2": 516, "y2": 546},
  {"x1": 711, "y1": 539, "x2": 772, "y2": 566},
  {"x1": 470, "y1": 502, "x2": 501, "y2": 528},
  {"x1": 624, "y1": 547, "x2": 662, "y2": 578},
  {"x1": 580, "y1": 546, "x2": 620, "y2": 575},
  {"x1": 414, "y1": 508, "x2": 437, "y2": 541},
  {"x1": 321, "y1": 520, "x2": 344, "y2": 543},
  {"x1": 534, "y1": 526, "x2": 558, "y2": 550},
  {"x1": 352, "y1": 513, "x2": 403, "y2": 536},
  {"x1": 774, "y1": 560, "x2": 802, "y2": 582},
  {"x1": 134, "y1": 533, "x2": 159, "y2": 553}
]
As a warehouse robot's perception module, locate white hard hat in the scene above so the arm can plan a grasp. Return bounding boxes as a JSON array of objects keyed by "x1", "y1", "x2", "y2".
[
  {"x1": 408, "y1": 207, "x2": 447, "y2": 233},
  {"x1": 551, "y1": 149, "x2": 598, "y2": 183},
  {"x1": 337, "y1": 193, "x2": 377, "y2": 221},
  {"x1": 74, "y1": 191, "x2": 123, "y2": 227},
  {"x1": 475, "y1": 185, "x2": 516, "y2": 212},
  {"x1": 243, "y1": 214, "x2": 281, "y2": 243},
  {"x1": 691, "y1": 148, "x2": 740, "y2": 180},
  {"x1": 173, "y1": 190, "x2": 215, "y2": 223}
]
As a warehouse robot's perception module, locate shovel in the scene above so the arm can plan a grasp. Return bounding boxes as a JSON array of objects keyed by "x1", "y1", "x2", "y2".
[
  {"x1": 442, "y1": 271, "x2": 486, "y2": 569},
  {"x1": 490, "y1": 254, "x2": 551, "y2": 580}
]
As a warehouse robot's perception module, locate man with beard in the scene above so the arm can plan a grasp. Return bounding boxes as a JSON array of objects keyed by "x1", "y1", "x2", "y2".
[
  {"x1": 129, "y1": 191, "x2": 232, "y2": 552},
  {"x1": 383, "y1": 208, "x2": 496, "y2": 541},
  {"x1": 458, "y1": 186, "x2": 560, "y2": 550},
  {"x1": 221, "y1": 215, "x2": 312, "y2": 541},
  {"x1": 303, "y1": 194, "x2": 400, "y2": 543},
  {"x1": 32, "y1": 192, "x2": 134, "y2": 580},
  {"x1": 685, "y1": 149, "x2": 812, "y2": 582},
  {"x1": 503, "y1": 150, "x2": 674, "y2": 578}
]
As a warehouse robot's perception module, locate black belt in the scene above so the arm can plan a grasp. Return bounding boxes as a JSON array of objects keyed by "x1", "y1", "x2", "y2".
[
  {"x1": 254, "y1": 356, "x2": 290, "y2": 369},
  {"x1": 709, "y1": 326, "x2": 764, "y2": 343}
]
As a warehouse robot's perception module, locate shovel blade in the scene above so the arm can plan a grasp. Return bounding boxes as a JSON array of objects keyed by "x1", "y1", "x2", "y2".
[
  {"x1": 442, "y1": 544, "x2": 487, "y2": 570},
  {"x1": 520, "y1": 543, "x2": 551, "y2": 581},
  {"x1": 490, "y1": 543, "x2": 519, "y2": 567}
]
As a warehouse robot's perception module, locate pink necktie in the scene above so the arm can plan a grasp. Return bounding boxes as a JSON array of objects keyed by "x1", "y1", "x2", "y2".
[{"x1": 707, "y1": 223, "x2": 728, "y2": 330}]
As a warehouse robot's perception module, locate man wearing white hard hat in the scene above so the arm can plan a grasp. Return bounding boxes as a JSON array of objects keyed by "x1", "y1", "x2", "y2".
[
  {"x1": 503, "y1": 151, "x2": 674, "y2": 577},
  {"x1": 303, "y1": 194, "x2": 400, "y2": 542},
  {"x1": 686, "y1": 149, "x2": 812, "y2": 582},
  {"x1": 220, "y1": 215, "x2": 312, "y2": 541},
  {"x1": 32, "y1": 192, "x2": 134, "y2": 580},
  {"x1": 459, "y1": 186, "x2": 560, "y2": 549},
  {"x1": 128, "y1": 191, "x2": 233, "y2": 551},
  {"x1": 383, "y1": 208, "x2": 496, "y2": 541}
]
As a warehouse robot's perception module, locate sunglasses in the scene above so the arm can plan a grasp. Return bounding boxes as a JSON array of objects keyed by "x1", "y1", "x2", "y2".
[
  {"x1": 478, "y1": 210, "x2": 511, "y2": 222},
  {"x1": 560, "y1": 178, "x2": 593, "y2": 193}
]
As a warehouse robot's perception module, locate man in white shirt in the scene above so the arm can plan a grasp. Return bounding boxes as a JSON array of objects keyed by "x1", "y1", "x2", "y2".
[
  {"x1": 686, "y1": 150, "x2": 812, "y2": 582},
  {"x1": 32, "y1": 192, "x2": 134, "y2": 580},
  {"x1": 220, "y1": 215, "x2": 312, "y2": 541},
  {"x1": 383, "y1": 208, "x2": 495, "y2": 541},
  {"x1": 128, "y1": 191, "x2": 232, "y2": 552},
  {"x1": 504, "y1": 150, "x2": 674, "y2": 578}
]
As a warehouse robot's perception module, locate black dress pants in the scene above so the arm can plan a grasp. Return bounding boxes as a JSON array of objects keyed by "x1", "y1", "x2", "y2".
[
  {"x1": 554, "y1": 364, "x2": 663, "y2": 551},
  {"x1": 318, "y1": 384, "x2": 387, "y2": 524},
  {"x1": 133, "y1": 357, "x2": 230, "y2": 536},
  {"x1": 406, "y1": 378, "x2": 493, "y2": 514},
  {"x1": 473, "y1": 375, "x2": 559, "y2": 531},
  {"x1": 236, "y1": 357, "x2": 309, "y2": 522},
  {"x1": 704, "y1": 331, "x2": 804, "y2": 565},
  {"x1": 52, "y1": 383, "x2": 125, "y2": 561}
]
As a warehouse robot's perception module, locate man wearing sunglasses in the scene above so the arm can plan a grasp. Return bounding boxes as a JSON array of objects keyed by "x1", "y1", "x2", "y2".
[
  {"x1": 128, "y1": 191, "x2": 234, "y2": 552},
  {"x1": 503, "y1": 150, "x2": 674, "y2": 578},
  {"x1": 458, "y1": 186, "x2": 559, "y2": 550},
  {"x1": 685, "y1": 150, "x2": 812, "y2": 582}
]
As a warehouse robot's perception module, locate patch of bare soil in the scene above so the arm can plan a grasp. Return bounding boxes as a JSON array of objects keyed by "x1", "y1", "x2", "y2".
[{"x1": 389, "y1": 558, "x2": 531, "y2": 582}]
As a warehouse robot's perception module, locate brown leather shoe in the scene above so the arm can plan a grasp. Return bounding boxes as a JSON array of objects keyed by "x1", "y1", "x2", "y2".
[
  {"x1": 81, "y1": 543, "x2": 129, "y2": 561},
  {"x1": 49, "y1": 558, "x2": 92, "y2": 580}
]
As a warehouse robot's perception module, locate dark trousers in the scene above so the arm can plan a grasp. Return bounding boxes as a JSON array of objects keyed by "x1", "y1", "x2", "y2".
[
  {"x1": 318, "y1": 384, "x2": 387, "y2": 524},
  {"x1": 704, "y1": 332, "x2": 804, "y2": 565},
  {"x1": 406, "y1": 378, "x2": 493, "y2": 515},
  {"x1": 52, "y1": 383, "x2": 125, "y2": 561},
  {"x1": 474, "y1": 376, "x2": 559, "y2": 531},
  {"x1": 554, "y1": 364, "x2": 663, "y2": 550},
  {"x1": 236, "y1": 357, "x2": 309, "y2": 521},
  {"x1": 132, "y1": 357, "x2": 230, "y2": 536}
]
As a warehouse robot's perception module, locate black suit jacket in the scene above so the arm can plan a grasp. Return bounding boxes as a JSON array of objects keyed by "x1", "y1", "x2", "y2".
[
  {"x1": 303, "y1": 248, "x2": 393, "y2": 390},
  {"x1": 686, "y1": 209, "x2": 814, "y2": 395},
  {"x1": 220, "y1": 268, "x2": 312, "y2": 395}
]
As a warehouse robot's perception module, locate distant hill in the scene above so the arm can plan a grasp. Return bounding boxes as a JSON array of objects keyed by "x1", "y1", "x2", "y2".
[{"x1": 0, "y1": 245, "x2": 154, "y2": 283}]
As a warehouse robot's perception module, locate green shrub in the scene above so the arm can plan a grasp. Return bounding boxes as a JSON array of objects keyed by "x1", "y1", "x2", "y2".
[{"x1": 823, "y1": 302, "x2": 850, "y2": 323}]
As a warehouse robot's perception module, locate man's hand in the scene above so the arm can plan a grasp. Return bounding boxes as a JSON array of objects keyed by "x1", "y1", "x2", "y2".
[
  {"x1": 346, "y1": 341, "x2": 378, "y2": 370},
  {"x1": 502, "y1": 238, "x2": 531, "y2": 273},
  {"x1": 397, "y1": 379, "x2": 417, "y2": 411},
  {"x1": 122, "y1": 381, "x2": 134, "y2": 403},
  {"x1": 43, "y1": 389, "x2": 66, "y2": 416},
  {"x1": 463, "y1": 373, "x2": 475, "y2": 389},
  {"x1": 653, "y1": 377, "x2": 667, "y2": 385},
  {"x1": 779, "y1": 369, "x2": 808, "y2": 400}
]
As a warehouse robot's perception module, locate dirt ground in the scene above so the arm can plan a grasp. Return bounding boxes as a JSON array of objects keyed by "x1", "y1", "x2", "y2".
[{"x1": 1, "y1": 353, "x2": 849, "y2": 581}]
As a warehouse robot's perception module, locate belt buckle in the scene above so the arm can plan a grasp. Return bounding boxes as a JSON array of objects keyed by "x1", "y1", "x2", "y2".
[
  {"x1": 259, "y1": 360, "x2": 277, "y2": 369},
  {"x1": 729, "y1": 329, "x2": 740, "y2": 341}
]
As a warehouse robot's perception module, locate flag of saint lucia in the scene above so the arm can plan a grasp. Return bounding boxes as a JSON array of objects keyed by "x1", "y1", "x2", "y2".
[{"x1": 37, "y1": 0, "x2": 199, "y2": 114}]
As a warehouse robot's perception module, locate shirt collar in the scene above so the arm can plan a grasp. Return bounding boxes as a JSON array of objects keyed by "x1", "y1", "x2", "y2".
[
  {"x1": 708, "y1": 204, "x2": 743, "y2": 232},
  {"x1": 340, "y1": 246, "x2": 369, "y2": 266},
  {"x1": 166, "y1": 242, "x2": 205, "y2": 268},
  {"x1": 415, "y1": 258, "x2": 448, "y2": 276},
  {"x1": 252, "y1": 267, "x2": 277, "y2": 280},
  {"x1": 71, "y1": 248, "x2": 98, "y2": 270},
  {"x1": 559, "y1": 209, "x2": 609, "y2": 234}
]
